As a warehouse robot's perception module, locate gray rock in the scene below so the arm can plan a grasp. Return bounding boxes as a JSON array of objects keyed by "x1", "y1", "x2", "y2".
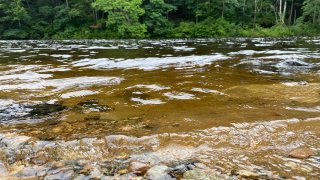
[
  {"x1": 145, "y1": 165, "x2": 174, "y2": 180},
  {"x1": 28, "y1": 103, "x2": 66, "y2": 116},
  {"x1": 1, "y1": 135, "x2": 31, "y2": 149},
  {"x1": 15, "y1": 166, "x2": 48, "y2": 178},
  {"x1": 45, "y1": 169, "x2": 74, "y2": 180},
  {"x1": 0, "y1": 162, "x2": 8, "y2": 175}
]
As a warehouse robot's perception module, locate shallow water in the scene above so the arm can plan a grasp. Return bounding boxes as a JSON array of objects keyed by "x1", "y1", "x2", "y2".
[{"x1": 0, "y1": 38, "x2": 319, "y2": 179}]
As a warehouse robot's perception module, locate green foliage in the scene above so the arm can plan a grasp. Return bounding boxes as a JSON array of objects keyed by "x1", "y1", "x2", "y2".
[
  {"x1": 3, "y1": 29, "x2": 28, "y2": 39},
  {"x1": 301, "y1": 0, "x2": 320, "y2": 26},
  {"x1": 144, "y1": 0, "x2": 176, "y2": 37},
  {"x1": 240, "y1": 25, "x2": 294, "y2": 37},
  {"x1": 172, "y1": 18, "x2": 238, "y2": 38},
  {"x1": 0, "y1": 0, "x2": 319, "y2": 39},
  {"x1": 92, "y1": 0, "x2": 147, "y2": 38}
]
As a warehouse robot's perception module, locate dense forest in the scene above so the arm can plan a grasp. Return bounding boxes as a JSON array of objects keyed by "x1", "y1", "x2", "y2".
[{"x1": 0, "y1": 0, "x2": 319, "y2": 39}]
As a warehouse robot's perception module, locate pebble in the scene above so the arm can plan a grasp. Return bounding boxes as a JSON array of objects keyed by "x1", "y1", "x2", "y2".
[
  {"x1": 128, "y1": 160, "x2": 150, "y2": 175},
  {"x1": 289, "y1": 147, "x2": 315, "y2": 159}
]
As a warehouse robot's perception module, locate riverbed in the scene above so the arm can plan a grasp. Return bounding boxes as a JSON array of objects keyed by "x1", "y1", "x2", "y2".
[{"x1": 0, "y1": 38, "x2": 319, "y2": 179}]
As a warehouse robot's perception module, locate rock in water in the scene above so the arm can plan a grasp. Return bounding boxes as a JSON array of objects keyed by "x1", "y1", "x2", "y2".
[
  {"x1": 289, "y1": 147, "x2": 315, "y2": 159},
  {"x1": 1, "y1": 135, "x2": 31, "y2": 149},
  {"x1": 0, "y1": 162, "x2": 8, "y2": 175},
  {"x1": 128, "y1": 161, "x2": 150, "y2": 175},
  {"x1": 145, "y1": 165, "x2": 173, "y2": 180},
  {"x1": 29, "y1": 103, "x2": 66, "y2": 116},
  {"x1": 237, "y1": 170, "x2": 259, "y2": 179}
]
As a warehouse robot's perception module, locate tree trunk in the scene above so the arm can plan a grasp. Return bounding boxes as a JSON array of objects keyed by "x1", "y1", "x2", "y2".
[
  {"x1": 242, "y1": 0, "x2": 246, "y2": 23},
  {"x1": 294, "y1": 9, "x2": 296, "y2": 24},
  {"x1": 65, "y1": 0, "x2": 69, "y2": 8},
  {"x1": 254, "y1": 0, "x2": 257, "y2": 28},
  {"x1": 222, "y1": 0, "x2": 225, "y2": 18},
  {"x1": 289, "y1": 0, "x2": 294, "y2": 25}
]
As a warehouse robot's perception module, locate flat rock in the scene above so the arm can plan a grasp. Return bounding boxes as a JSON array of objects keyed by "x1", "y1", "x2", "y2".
[
  {"x1": 1, "y1": 135, "x2": 31, "y2": 149},
  {"x1": 145, "y1": 165, "x2": 173, "y2": 180},
  {"x1": 289, "y1": 147, "x2": 315, "y2": 159}
]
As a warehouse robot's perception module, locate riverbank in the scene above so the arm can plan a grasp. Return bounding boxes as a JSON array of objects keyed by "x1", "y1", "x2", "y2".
[{"x1": 0, "y1": 117, "x2": 319, "y2": 179}]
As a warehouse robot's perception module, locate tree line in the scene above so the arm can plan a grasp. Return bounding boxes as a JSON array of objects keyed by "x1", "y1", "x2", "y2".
[{"x1": 0, "y1": 0, "x2": 319, "y2": 39}]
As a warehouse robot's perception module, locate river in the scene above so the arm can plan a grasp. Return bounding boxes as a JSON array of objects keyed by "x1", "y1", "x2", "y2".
[{"x1": 0, "y1": 38, "x2": 319, "y2": 179}]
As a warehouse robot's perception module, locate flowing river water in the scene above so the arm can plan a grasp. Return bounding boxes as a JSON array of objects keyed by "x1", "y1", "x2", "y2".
[{"x1": 0, "y1": 38, "x2": 319, "y2": 179}]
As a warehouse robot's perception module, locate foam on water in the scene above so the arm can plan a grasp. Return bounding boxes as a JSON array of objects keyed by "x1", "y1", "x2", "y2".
[
  {"x1": 0, "y1": 76, "x2": 123, "y2": 91},
  {"x1": 60, "y1": 90, "x2": 99, "y2": 99},
  {"x1": 286, "y1": 106, "x2": 320, "y2": 112},
  {"x1": 0, "y1": 71, "x2": 52, "y2": 81},
  {"x1": 72, "y1": 54, "x2": 230, "y2": 70},
  {"x1": 131, "y1": 98, "x2": 166, "y2": 105},
  {"x1": 129, "y1": 84, "x2": 170, "y2": 91},
  {"x1": 191, "y1": 88, "x2": 225, "y2": 95},
  {"x1": 164, "y1": 92, "x2": 196, "y2": 100}
]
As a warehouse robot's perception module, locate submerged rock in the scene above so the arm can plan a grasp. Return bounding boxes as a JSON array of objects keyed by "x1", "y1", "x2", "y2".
[
  {"x1": 28, "y1": 103, "x2": 66, "y2": 116},
  {"x1": 77, "y1": 99, "x2": 113, "y2": 112},
  {"x1": 282, "y1": 60, "x2": 311, "y2": 67},
  {"x1": 289, "y1": 147, "x2": 315, "y2": 159},
  {"x1": 183, "y1": 169, "x2": 217, "y2": 180}
]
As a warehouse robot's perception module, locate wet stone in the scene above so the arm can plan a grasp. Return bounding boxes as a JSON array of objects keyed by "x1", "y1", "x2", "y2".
[
  {"x1": 100, "y1": 160, "x2": 128, "y2": 176},
  {"x1": 52, "y1": 161, "x2": 66, "y2": 169},
  {"x1": 236, "y1": 170, "x2": 259, "y2": 179},
  {"x1": 289, "y1": 147, "x2": 316, "y2": 159},
  {"x1": 128, "y1": 160, "x2": 151, "y2": 175},
  {"x1": 77, "y1": 99, "x2": 113, "y2": 112},
  {"x1": 77, "y1": 99, "x2": 100, "y2": 106},
  {"x1": 145, "y1": 165, "x2": 173, "y2": 180},
  {"x1": 119, "y1": 172, "x2": 139, "y2": 179},
  {"x1": 28, "y1": 103, "x2": 66, "y2": 116},
  {"x1": 15, "y1": 166, "x2": 49, "y2": 178},
  {"x1": 168, "y1": 159, "x2": 200, "y2": 178},
  {"x1": 0, "y1": 135, "x2": 31, "y2": 149},
  {"x1": 79, "y1": 164, "x2": 93, "y2": 175},
  {"x1": 282, "y1": 60, "x2": 311, "y2": 67}
]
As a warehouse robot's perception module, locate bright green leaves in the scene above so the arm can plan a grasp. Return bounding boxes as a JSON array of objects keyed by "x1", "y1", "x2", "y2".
[
  {"x1": 0, "y1": 0, "x2": 30, "y2": 27},
  {"x1": 92, "y1": 0, "x2": 147, "y2": 38},
  {"x1": 0, "y1": 0, "x2": 30, "y2": 39}
]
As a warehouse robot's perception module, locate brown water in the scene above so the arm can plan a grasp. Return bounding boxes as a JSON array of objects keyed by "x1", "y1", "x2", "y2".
[{"x1": 0, "y1": 38, "x2": 319, "y2": 179}]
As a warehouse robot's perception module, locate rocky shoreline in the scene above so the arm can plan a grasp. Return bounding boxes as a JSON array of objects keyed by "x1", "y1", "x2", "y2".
[{"x1": 0, "y1": 118, "x2": 319, "y2": 179}]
